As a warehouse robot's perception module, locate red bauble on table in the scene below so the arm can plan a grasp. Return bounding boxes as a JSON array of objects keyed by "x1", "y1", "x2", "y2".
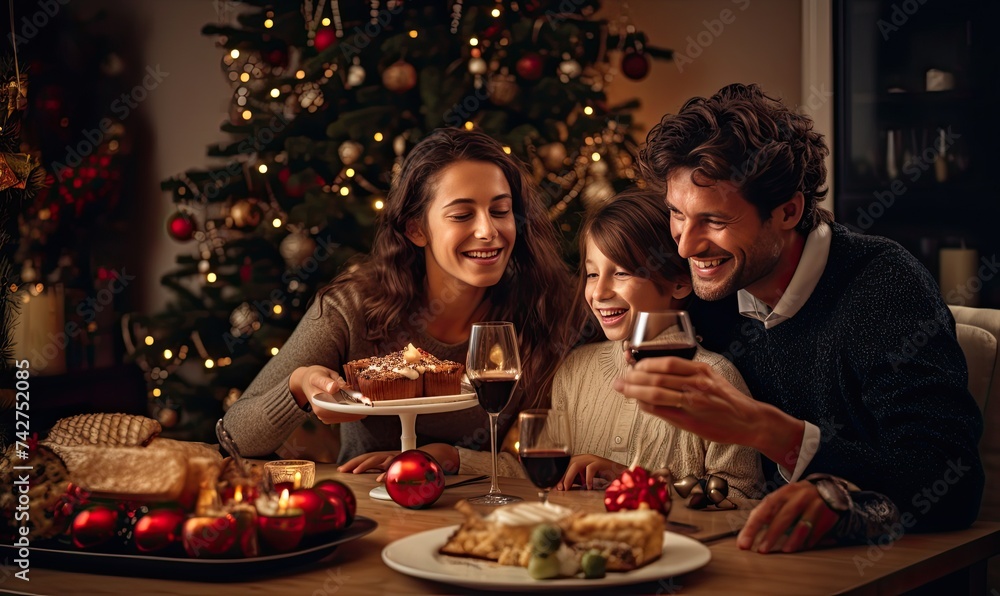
[
  {"x1": 166, "y1": 211, "x2": 196, "y2": 242},
  {"x1": 314, "y1": 27, "x2": 338, "y2": 52},
  {"x1": 287, "y1": 488, "x2": 348, "y2": 535},
  {"x1": 621, "y1": 51, "x2": 651, "y2": 81},
  {"x1": 314, "y1": 479, "x2": 357, "y2": 526},
  {"x1": 516, "y1": 53, "x2": 544, "y2": 81},
  {"x1": 385, "y1": 450, "x2": 445, "y2": 509},
  {"x1": 604, "y1": 466, "x2": 672, "y2": 516},
  {"x1": 71, "y1": 505, "x2": 120, "y2": 549},
  {"x1": 133, "y1": 508, "x2": 186, "y2": 553}
]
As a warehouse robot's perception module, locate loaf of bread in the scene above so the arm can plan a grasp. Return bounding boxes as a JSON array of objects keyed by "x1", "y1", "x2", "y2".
[
  {"x1": 45, "y1": 413, "x2": 161, "y2": 447},
  {"x1": 50, "y1": 444, "x2": 190, "y2": 501},
  {"x1": 41, "y1": 414, "x2": 222, "y2": 505}
]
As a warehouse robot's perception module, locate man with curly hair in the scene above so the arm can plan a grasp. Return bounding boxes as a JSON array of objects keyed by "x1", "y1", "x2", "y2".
[{"x1": 617, "y1": 83, "x2": 984, "y2": 553}]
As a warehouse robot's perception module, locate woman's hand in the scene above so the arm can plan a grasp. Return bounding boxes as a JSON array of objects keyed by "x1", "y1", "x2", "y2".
[
  {"x1": 339, "y1": 444, "x2": 460, "y2": 482},
  {"x1": 290, "y1": 365, "x2": 367, "y2": 424},
  {"x1": 339, "y1": 451, "x2": 399, "y2": 475},
  {"x1": 557, "y1": 454, "x2": 625, "y2": 490},
  {"x1": 737, "y1": 481, "x2": 840, "y2": 553}
]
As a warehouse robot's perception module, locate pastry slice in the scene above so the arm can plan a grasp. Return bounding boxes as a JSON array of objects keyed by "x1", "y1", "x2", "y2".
[{"x1": 439, "y1": 500, "x2": 664, "y2": 571}]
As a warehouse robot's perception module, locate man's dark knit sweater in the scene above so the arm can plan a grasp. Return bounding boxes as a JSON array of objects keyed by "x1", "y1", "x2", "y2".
[{"x1": 719, "y1": 223, "x2": 984, "y2": 532}]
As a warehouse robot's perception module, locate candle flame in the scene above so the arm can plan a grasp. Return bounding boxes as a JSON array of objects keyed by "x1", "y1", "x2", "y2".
[
  {"x1": 278, "y1": 488, "x2": 289, "y2": 515},
  {"x1": 293, "y1": 470, "x2": 302, "y2": 490},
  {"x1": 234, "y1": 485, "x2": 243, "y2": 503}
]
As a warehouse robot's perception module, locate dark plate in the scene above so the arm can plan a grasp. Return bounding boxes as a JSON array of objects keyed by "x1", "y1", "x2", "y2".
[{"x1": 0, "y1": 516, "x2": 376, "y2": 582}]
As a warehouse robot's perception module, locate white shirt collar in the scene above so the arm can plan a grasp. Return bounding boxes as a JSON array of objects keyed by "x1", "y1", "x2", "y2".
[{"x1": 737, "y1": 222, "x2": 832, "y2": 329}]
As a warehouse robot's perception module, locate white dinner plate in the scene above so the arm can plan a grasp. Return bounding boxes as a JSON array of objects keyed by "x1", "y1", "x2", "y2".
[
  {"x1": 310, "y1": 392, "x2": 477, "y2": 416},
  {"x1": 381, "y1": 526, "x2": 711, "y2": 592}
]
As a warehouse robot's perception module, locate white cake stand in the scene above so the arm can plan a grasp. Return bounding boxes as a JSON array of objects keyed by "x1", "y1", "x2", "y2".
[{"x1": 311, "y1": 393, "x2": 478, "y2": 500}]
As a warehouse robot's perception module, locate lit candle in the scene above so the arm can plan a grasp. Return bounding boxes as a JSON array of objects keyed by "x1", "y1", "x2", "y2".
[
  {"x1": 229, "y1": 486, "x2": 259, "y2": 558},
  {"x1": 264, "y1": 460, "x2": 316, "y2": 489},
  {"x1": 181, "y1": 513, "x2": 238, "y2": 558},
  {"x1": 256, "y1": 489, "x2": 306, "y2": 554},
  {"x1": 181, "y1": 482, "x2": 239, "y2": 558}
]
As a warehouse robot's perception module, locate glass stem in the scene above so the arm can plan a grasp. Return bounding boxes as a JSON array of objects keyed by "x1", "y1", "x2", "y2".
[
  {"x1": 488, "y1": 413, "x2": 500, "y2": 494},
  {"x1": 540, "y1": 490, "x2": 548, "y2": 505}
]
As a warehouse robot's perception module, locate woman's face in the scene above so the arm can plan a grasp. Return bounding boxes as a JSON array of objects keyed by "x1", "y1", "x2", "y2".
[
  {"x1": 408, "y1": 160, "x2": 516, "y2": 291},
  {"x1": 584, "y1": 237, "x2": 677, "y2": 341}
]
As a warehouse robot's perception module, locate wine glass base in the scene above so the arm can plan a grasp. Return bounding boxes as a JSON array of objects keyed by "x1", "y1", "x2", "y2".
[
  {"x1": 466, "y1": 493, "x2": 523, "y2": 506},
  {"x1": 369, "y1": 485, "x2": 392, "y2": 501}
]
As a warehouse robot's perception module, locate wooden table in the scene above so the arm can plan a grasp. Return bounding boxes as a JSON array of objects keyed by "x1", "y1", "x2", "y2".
[{"x1": 7, "y1": 467, "x2": 1000, "y2": 595}]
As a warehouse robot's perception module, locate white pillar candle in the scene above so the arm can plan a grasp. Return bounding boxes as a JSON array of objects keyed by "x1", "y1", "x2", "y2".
[
  {"x1": 939, "y1": 247, "x2": 980, "y2": 307},
  {"x1": 12, "y1": 285, "x2": 67, "y2": 375}
]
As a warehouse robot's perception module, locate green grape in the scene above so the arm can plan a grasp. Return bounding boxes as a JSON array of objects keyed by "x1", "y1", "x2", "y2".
[
  {"x1": 530, "y1": 523, "x2": 562, "y2": 555},
  {"x1": 581, "y1": 549, "x2": 607, "y2": 579},
  {"x1": 528, "y1": 553, "x2": 561, "y2": 580}
]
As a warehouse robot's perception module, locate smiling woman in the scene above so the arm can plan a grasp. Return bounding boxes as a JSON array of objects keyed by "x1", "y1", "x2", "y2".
[{"x1": 223, "y1": 128, "x2": 583, "y2": 465}]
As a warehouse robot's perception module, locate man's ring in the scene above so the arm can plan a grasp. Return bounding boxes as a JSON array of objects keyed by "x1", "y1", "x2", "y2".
[{"x1": 799, "y1": 519, "x2": 814, "y2": 533}]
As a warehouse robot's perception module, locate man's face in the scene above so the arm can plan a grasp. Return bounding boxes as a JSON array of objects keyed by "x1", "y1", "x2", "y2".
[{"x1": 664, "y1": 170, "x2": 783, "y2": 301}]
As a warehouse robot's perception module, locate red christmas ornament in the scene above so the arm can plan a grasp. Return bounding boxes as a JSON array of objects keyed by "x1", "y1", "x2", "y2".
[
  {"x1": 266, "y1": 47, "x2": 289, "y2": 68},
  {"x1": 621, "y1": 51, "x2": 651, "y2": 81},
  {"x1": 604, "y1": 466, "x2": 672, "y2": 516},
  {"x1": 516, "y1": 53, "x2": 544, "y2": 81},
  {"x1": 71, "y1": 505, "x2": 120, "y2": 549},
  {"x1": 314, "y1": 27, "x2": 338, "y2": 52},
  {"x1": 482, "y1": 22, "x2": 503, "y2": 39},
  {"x1": 239, "y1": 257, "x2": 254, "y2": 284},
  {"x1": 385, "y1": 450, "x2": 445, "y2": 509},
  {"x1": 314, "y1": 479, "x2": 357, "y2": 526},
  {"x1": 134, "y1": 509, "x2": 186, "y2": 553},
  {"x1": 287, "y1": 488, "x2": 348, "y2": 535},
  {"x1": 167, "y1": 211, "x2": 196, "y2": 242}
]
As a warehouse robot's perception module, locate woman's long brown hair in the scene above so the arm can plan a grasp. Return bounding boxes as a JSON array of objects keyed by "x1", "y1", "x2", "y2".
[{"x1": 321, "y1": 128, "x2": 582, "y2": 409}]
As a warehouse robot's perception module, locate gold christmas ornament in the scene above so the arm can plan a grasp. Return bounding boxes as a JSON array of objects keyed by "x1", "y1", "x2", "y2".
[
  {"x1": 382, "y1": 60, "x2": 417, "y2": 93},
  {"x1": 486, "y1": 74, "x2": 519, "y2": 107},
  {"x1": 279, "y1": 231, "x2": 318, "y2": 269},
  {"x1": 157, "y1": 407, "x2": 179, "y2": 429},
  {"x1": 229, "y1": 199, "x2": 264, "y2": 230},
  {"x1": 229, "y1": 303, "x2": 259, "y2": 336},
  {"x1": 347, "y1": 64, "x2": 366, "y2": 88},
  {"x1": 537, "y1": 142, "x2": 568, "y2": 171},
  {"x1": 338, "y1": 141, "x2": 364, "y2": 166},
  {"x1": 581, "y1": 178, "x2": 615, "y2": 208},
  {"x1": 558, "y1": 59, "x2": 582, "y2": 79}
]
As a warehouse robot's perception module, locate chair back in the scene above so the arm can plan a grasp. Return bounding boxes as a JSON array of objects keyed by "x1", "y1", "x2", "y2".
[{"x1": 948, "y1": 304, "x2": 1000, "y2": 587}]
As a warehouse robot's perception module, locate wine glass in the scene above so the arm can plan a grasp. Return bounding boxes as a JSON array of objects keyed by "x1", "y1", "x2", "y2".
[
  {"x1": 466, "y1": 321, "x2": 523, "y2": 505},
  {"x1": 518, "y1": 410, "x2": 571, "y2": 505},
  {"x1": 626, "y1": 310, "x2": 697, "y2": 362}
]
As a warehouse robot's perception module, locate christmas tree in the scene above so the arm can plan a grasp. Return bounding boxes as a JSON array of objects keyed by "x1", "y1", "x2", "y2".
[{"x1": 137, "y1": 0, "x2": 670, "y2": 440}]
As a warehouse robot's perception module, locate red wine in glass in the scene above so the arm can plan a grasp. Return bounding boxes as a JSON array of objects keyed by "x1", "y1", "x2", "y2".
[
  {"x1": 520, "y1": 449, "x2": 571, "y2": 489},
  {"x1": 627, "y1": 311, "x2": 698, "y2": 363},
  {"x1": 471, "y1": 374, "x2": 519, "y2": 413},
  {"x1": 518, "y1": 409, "x2": 572, "y2": 504},
  {"x1": 631, "y1": 343, "x2": 697, "y2": 361},
  {"x1": 466, "y1": 322, "x2": 523, "y2": 505}
]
